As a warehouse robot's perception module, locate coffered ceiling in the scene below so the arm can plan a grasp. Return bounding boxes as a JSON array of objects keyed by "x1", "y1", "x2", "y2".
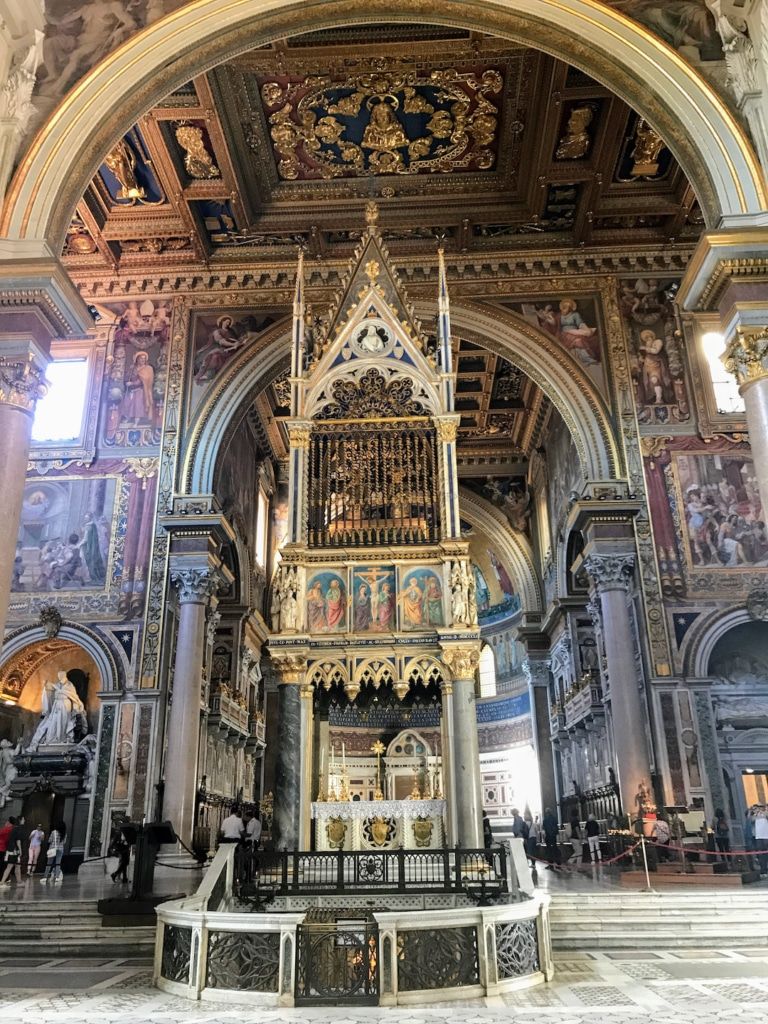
[{"x1": 63, "y1": 26, "x2": 701, "y2": 273}]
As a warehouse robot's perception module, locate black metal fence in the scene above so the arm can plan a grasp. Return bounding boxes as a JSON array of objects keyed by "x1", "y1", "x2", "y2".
[
  {"x1": 295, "y1": 921, "x2": 379, "y2": 1005},
  {"x1": 234, "y1": 846, "x2": 508, "y2": 901}
]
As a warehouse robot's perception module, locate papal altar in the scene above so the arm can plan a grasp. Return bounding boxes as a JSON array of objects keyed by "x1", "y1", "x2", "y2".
[{"x1": 312, "y1": 799, "x2": 445, "y2": 850}]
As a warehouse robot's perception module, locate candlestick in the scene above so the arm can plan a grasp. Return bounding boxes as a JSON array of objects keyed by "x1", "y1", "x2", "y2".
[{"x1": 342, "y1": 741, "x2": 346, "y2": 772}]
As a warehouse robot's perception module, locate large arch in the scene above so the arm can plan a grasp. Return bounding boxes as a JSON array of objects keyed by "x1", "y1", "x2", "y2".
[
  {"x1": 183, "y1": 302, "x2": 618, "y2": 494},
  {"x1": 3, "y1": 0, "x2": 765, "y2": 254},
  {"x1": 681, "y1": 606, "x2": 753, "y2": 679},
  {"x1": 458, "y1": 486, "x2": 543, "y2": 615},
  {"x1": 0, "y1": 621, "x2": 124, "y2": 694}
]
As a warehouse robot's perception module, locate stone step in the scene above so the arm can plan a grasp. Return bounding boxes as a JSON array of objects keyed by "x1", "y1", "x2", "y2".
[
  {"x1": 0, "y1": 939, "x2": 156, "y2": 956},
  {"x1": 553, "y1": 933, "x2": 767, "y2": 950}
]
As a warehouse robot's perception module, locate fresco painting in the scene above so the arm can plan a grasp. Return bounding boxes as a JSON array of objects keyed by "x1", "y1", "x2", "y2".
[
  {"x1": 13, "y1": 477, "x2": 117, "y2": 593},
  {"x1": 397, "y1": 567, "x2": 445, "y2": 631},
  {"x1": 305, "y1": 570, "x2": 348, "y2": 634},
  {"x1": 351, "y1": 566, "x2": 396, "y2": 633}
]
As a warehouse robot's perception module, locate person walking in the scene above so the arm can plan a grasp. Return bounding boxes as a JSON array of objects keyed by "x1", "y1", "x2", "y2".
[
  {"x1": 27, "y1": 824, "x2": 45, "y2": 875},
  {"x1": 744, "y1": 807, "x2": 756, "y2": 872},
  {"x1": 219, "y1": 807, "x2": 244, "y2": 845},
  {"x1": 585, "y1": 814, "x2": 602, "y2": 863},
  {"x1": 0, "y1": 815, "x2": 24, "y2": 886},
  {"x1": 110, "y1": 830, "x2": 130, "y2": 883},
  {"x1": 754, "y1": 806, "x2": 768, "y2": 875},
  {"x1": 41, "y1": 822, "x2": 66, "y2": 884},
  {"x1": 714, "y1": 808, "x2": 730, "y2": 864},
  {"x1": 543, "y1": 807, "x2": 560, "y2": 870}
]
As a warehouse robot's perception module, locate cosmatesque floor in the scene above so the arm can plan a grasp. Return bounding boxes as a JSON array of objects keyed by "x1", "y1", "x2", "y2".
[{"x1": 2, "y1": 950, "x2": 768, "y2": 1024}]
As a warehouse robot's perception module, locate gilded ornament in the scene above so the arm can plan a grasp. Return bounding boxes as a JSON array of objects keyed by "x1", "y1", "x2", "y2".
[
  {"x1": 630, "y1": 119, "x2": 665, "y2": 177},
  {"x1": 104, "y1": 139, "x2": 146, "y2": 201},
  {"x1": 326, "y1": 817, "x2": 347, "y2": 849},
  {"x1": 174, "y1": 123, "x2": 220, "y2": 179},
  {"x1": 435, "y1": 419, "x2": 458, "y2": 443},
  {"x1": 555, "y1": 105, "x2": 594, "y2": 160},
  {"x1": 723, "y1": 327, "x2": 768, "y2": 387},
  {"x1": 441, "y1": 645, "x2": 480, "y2": 679},
  {"x1": 0, "y1": 357, "x2": 46, "y2": 412}
]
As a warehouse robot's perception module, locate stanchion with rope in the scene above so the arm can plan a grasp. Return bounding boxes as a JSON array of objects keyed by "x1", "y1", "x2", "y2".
[{"x1": 639, "y1": 832, "x2": 657, "y2": 894}]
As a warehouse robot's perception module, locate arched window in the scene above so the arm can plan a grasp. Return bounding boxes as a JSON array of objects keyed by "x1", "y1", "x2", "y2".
[
  {"x1": 702, "y1": 332, "x2": 744, "y2": 415},
  {"x1": 478, "y1": 644, "x2": 497, "y2": 698}
]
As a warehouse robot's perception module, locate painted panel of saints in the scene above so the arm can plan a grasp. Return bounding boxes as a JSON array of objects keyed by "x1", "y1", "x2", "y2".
[
  {"x1": 504, "y1": 295, "x2": 607, "y2": 395},
  {"x1": 397, "y1": 568, "x2": 445, "y2": 631},
  {"x1": 102, "y1": 299, "x2": 171, "y2": 449},
  {"x1": 189, "y1": 311, "x2": 279, "y2": 414},
  {"x1": 619, "y1": 277, "x2": 690, "y2": 425},
  {"x1": 674, "y1": 453, "x2": 766, "y2": 569},
  {"x1": 351, "y1": 566, "x2": 396, "y2": 633},
  {"x1": 13, "y1": 477, "x2": 117, "y2": 592},
  {"x1": 305, "y1": 571, "x2": 347, "y2": 634}
]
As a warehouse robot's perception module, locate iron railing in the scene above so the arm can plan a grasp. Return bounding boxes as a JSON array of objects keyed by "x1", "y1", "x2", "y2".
[{"x1": 234, "y1": 845, "x2": 507, "y2": 900}]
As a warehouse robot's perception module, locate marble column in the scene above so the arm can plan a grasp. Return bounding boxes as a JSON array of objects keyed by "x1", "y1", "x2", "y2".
[
  {"x1": 523, "y1": 658, "x2": 558, "y2": 815},
  {"x1": 272, "y1": 655, "x2": 309, "y2": 850},
  {"x1": 440, "y1": 680, "x2": 458, "y2": 845},
  {"x1": 165, "y1": 567, "x2": 219, "y2": 848},
  {"x1": 723, "y1": 327, "x2": 768, "y2": 509},
  {"x1": 583, "y1": 553, "x2": 652, "y2": 819},
  {"x1": 442, "y1": 645, "x2": 483, "y2": 847},
  {"x1": 0, "y1": 356, "x2": 46, "y2": 644}
]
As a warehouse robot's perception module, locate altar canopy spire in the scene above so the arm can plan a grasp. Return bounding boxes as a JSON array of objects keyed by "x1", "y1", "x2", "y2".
[
  {"x1": 290, "y1": 248, "x2": 305, "y2": 416},
  {"x1": 437, "y1": 244, "x2": 454, "y2": 412}
]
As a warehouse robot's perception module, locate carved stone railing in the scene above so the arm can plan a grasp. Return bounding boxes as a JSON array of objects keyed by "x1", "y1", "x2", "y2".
[{"x1": 208, "y1": 684, "x2": 249, "y2": 742}]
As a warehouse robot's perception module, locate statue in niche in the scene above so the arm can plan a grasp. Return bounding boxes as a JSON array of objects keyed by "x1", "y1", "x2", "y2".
[
  {"x1": 279, "y1": 567, "x2": 299, "y2": 633},
  {"x1": 27, "y1": 671, "x2": 88, "y2": 751},
  {"x1": 356, "y1": 322, "x2": 388, "y2": 354},
  {"x1": 450, "y1": 562, "x2": 468, "y2": 626},
  {"x1": 77, "y1": 734, "x2": 98, "y2": 794},
  {"x1": 0, "y1": 739, "x2": 21, "y2": 807}
]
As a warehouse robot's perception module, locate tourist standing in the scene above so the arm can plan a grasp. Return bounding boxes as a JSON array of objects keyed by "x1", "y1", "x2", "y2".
[
  {"x1": 0, "y1": 815, "x2": 24, "y2": 885},
  {"x1": 744, "y1": 807, "x2": 756, "y2": 872},
  {"x1": 245, "y1": 811, "x2": 262, "y2": 848},
  {"x1": 754, "y1": 806, "x2": 768, "y2": 875},
  {"x1": 220, "y1": 807, "x2": 244, "y2": 844},
  {"x1": 585, "y1": 814, "x2": 602, "y2": 863},
  {"x1": 41, "y1": 822, "x2": 66, "y2": 884},
  {"x1": 714, "y1": 808, "x2": 730, "y2": 863},
  {"x1": 27, "y1": 824, "x2": 45, "y2": 875},
  {"x1": 543, "y1": 807, "x2": 560, "y2": 870},
  {"x1": 0, "y1": 814, "x2": 13, "y2": 873},
  {"x1": 110, "y1": 830, "x2": 131, "y2": 883}
]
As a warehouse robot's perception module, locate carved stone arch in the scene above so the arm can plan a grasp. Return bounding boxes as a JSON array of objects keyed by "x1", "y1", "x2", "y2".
[
  {"x1": 418, "y1": 301, "x2": 620, "y2": 482},
  {"x1": 682, "y1": 606, "x2": 754, "y2": 679},
  {"x1": 458, "y1": 486, "x2": 542, "y2": 614},
  {"x1": 5, "y1": 0, "x2": 764, "y2": 253},
  {"x1": 403, "y1": 655, "x2": 445, "y2": 689},
  {"x1": 307, "y1": 660, "x2": 348, "y2": 691},
  {"x1": 305, "y1": 362, "x2": 441, "y2": 421},
  {"x1": 354, "y1": 658, "x2": 395, "y2": 690},
  {"x1": 183, "y1": 317, "x2": 292, "y2": 495},
  {"x1": 0, "y1": 621, "x2": 124, "y2": 694}
]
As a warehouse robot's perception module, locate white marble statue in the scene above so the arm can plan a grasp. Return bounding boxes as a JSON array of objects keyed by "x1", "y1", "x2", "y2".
[
  {"x1": 0, "y1": 739, "x2": 21, "y2": 807},
  {"x1": 76, "y1": 733, "x2": 98, "y2": 794},
  {"x1": 27, "y1": 670, "x2": 87, "y2": 751}
]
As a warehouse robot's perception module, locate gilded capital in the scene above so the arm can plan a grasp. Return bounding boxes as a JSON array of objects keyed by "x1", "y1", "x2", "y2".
[
  {"x1": 0, "y1": 356, "x2": 46, "y2": 413},
  {"x1": 441, "y1": 643, "x2": 480, "y2": 679},
  {"x1": 271, "y1": 652, "x2": 307, "y2": 683},
  {"x1": 583, "y1": 553, "x2": 635, "y2": 592},
  {"x1": 435, "y1": 418, "x2": 458, "y2": 443},
  {"x1": 288, "y1": 424, "x2": 311, "y2": 449},
  {"x1": 170, "y1": 567, "x2": 220, "y2": 604},
  {"x1": 723, "y1": 327, "x2": 768, "y2": 388}
]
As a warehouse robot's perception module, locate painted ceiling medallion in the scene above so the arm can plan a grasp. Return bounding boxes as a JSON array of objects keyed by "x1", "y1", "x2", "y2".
[{"x1": 261, "y1": 69, "x2": 502, "y2": 180}]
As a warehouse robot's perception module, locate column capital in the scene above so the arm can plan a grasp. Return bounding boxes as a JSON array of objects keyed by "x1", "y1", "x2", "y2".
[
  {"x1": 287, "y1": 420, "x2": 312, "y2": 449},
  {"x1": 583, "y1": 552, "x2": 635, "y2": 593},
  {"x1": 440, "y1": 642, "x2": 480, "y2": 679},
  {"x1": 435, "y1": 415, "x2": 460, "y2": 443},
  {"x1": 523, "y1": 657, "x2": 551, "y2": 688},
  {"x1": 270, "y1": 651, "x2": 308, "y2": 683},
  {"x1": 170, "y1": 566, "x2": 221, "y2": 604},
  {"x1": 0, "y1": 354, "x2": 46, "y2": 413},
  {"x1": 723, "y1": 326, "x2": 768, "y2": 389}
]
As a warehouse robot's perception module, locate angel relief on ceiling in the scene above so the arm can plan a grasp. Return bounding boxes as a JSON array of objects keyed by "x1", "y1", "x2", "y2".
[{"x1": 259, "y1": 69, "x2": 503, "y2": 179}]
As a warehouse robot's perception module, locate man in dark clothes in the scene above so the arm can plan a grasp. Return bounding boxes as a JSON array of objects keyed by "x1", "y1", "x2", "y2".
[{"x1": 543, "y1": 807, "x2": 560, "y2": 870}]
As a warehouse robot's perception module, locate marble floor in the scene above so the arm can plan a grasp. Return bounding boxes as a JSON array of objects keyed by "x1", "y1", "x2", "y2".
[{"x1": 2, "y1": 949, "x2": 768, "y2": 1023}]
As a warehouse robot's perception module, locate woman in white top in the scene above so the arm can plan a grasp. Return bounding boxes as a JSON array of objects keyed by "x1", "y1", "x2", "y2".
[
  {"x1": 41, "y1": 822, "x2": 66, "y2": 884},
  {"x1": 27, "y1": 824, "x2": 45, "y2": 874}
]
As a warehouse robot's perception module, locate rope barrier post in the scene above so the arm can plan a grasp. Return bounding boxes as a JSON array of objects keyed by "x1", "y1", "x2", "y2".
[{"x1": 640, "y1": 832, "x2": 656, "y2": 894}]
